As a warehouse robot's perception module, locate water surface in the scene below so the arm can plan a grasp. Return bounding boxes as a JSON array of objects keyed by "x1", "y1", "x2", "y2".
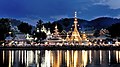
[{"x1": 1, "y1": 50, "x2": 120, "y2": 67}]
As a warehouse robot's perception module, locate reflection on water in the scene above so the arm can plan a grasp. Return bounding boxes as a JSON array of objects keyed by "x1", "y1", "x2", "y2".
[{"x1": 1, "y1": 50, "x2": 120, "y2": 67}]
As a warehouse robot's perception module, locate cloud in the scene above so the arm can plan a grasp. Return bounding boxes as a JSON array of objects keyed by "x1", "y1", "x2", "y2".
[
  {"x1": 90, "y1": 14, "x2": 120, "y2": 20},
  {"x1": 93, "y1": 0, "x2": 108, "y2": 5},
  {"x1": 18, "y1": 15, "x2": 43, "y2": 26},
  {"x1": 90, "y1": 15, "x2": 111, "y2": 20},
  {"x1": 93, "y1": 0, "x2": 120, "y2": 9},
  {"x1": 113, "y1": 15, "x2": 120, "y2": 19},
  {"x1": 50, "y1": 15, "x2": 69, "y2": 20},
  {"x1": 18, "y1": 17, "x2": 37, "y2": 26}
]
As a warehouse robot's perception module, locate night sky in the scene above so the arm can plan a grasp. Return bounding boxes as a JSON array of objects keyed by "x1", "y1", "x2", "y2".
[{"x1": 0, "y1": 0, "x2": 120, "y2": 25}]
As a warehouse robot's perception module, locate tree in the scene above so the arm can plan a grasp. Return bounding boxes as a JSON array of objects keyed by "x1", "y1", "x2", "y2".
[
  {"x1": 18, "y1": 22, "x2": 32, "y2": 34},
  {"x1": 0, "y1": 18, "x2": 10, "y2": 40},
  {"x1": 108, "y1": 23, "x2": 120, "y2": 38},
  {"x1": 32, "y1": 19, "x2": 47, "y2": 41},
  {"x1": 36, "y1": 19, "x2": 43, "y2": 30},
  {"x1": 50, "y1": 22, "x2": 63, "y2": 33},
  {"x1": 43, "y1": 21, "x2": 51, "y2": 29},
  {"x1": 93, "y1": 29, "x2": 100, "y2": 37},
  {"x1": 33, "y1": 30, "x2": 47, "y2": 42}
]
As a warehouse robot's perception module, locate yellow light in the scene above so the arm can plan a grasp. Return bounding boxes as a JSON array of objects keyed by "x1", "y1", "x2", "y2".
[
  {"x1": 45, "y1": 50, "x2": 50, "y2": 67},
  {"x1": 9, "y1": 51, "x2": 11, "y2": 67},
  {"x1": 74, "y1": 51, "x2": 78, "y2": 67},
  {"x1": 9, "y1": 32, "x2": 12, "y2": 34},
  {"x1": 67, "y1": 50, "x2": 69, "y2": 67},
  {"x1": 89, "y1": 50, "x2": 92, "y2": 63},
  {"x1": 3, "y1": 51, "x2": 4, "y2": 64},
  {"x1": 82, "y1": 50, "x2": 88, "y2": 67},
  {"x1": 100, "y1": 50, "x2": 102, "y2": 64},
  {"x1": 116, "y1": 51, "x2": 119, "y2": 63}
]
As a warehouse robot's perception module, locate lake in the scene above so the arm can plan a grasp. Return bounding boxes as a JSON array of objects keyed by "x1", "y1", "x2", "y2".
[{"x1": 0, "y1": 50, "x2": 120, "y2": 67}]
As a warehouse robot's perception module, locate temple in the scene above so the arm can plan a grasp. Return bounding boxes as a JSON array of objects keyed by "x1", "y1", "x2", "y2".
[
  {"x1": 53, "y1": 25, "x2": 60, "y2": 38},
  {"x1": 70, "y1": 12, "x2": 82, "y2": 43},
  {"x1": 44, "y1": 25, "x2": 63, "y2": 45},
  {"x1": 82, "y1": 32, "x2": 87, "y2": 41}
]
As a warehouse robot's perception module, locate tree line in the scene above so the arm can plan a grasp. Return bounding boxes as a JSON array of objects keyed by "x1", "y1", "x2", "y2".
[{"x1": 0, "y1": 18, "x2": 120, "y2": 43}]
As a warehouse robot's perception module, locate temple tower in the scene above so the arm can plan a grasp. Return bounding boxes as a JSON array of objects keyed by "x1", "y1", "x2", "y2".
[
  {"x1": 82, "y1": 32, "x2": 87, "y2": 41},
  {"x1": 66, "y1": 33, "x2": 70, "y2": 41},
  {"x1": 46, "y1": 28, "x2": 52, "y2": 39},
  {"x1": 70, "y1": 12, "x2": 82, "y2": 42},
  {"x1": 53, "y1": 25, "x2": 60, "y2": 38}
]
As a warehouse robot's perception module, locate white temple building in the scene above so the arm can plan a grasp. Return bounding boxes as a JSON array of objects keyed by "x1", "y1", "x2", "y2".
[
  {"x1": 41, "y1": 25, "x2": 47, "y2": 33},
  {"x1": 5, "y1": 24, "x2": 33, "y2": 46},
  {"x1": 46, "y1": 28, "x2": 52, "y2": 39}
]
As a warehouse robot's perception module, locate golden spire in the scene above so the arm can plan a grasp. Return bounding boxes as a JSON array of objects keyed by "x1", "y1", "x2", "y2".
[
  {"x1": 75, "y1": 12, "x2": 77, "y2": 18},
  {"x1": 82, "y1": 32, "x2": 87, "y2": 41},
  {"x1": 55, "y1": 25, "x2": 57, "y2": 29},
  {"x1": 54, "y1": 24, "x2": 59, "y2": 37},
  {"x1": 70, "y1": 11, "x2": 82, "y2": 43},
  {"x1": 74, "y1": 11, "x2": 78, "y2": 23},
  {"x1": 66, "y1": 33, "x2": 70, "y2": 41}
]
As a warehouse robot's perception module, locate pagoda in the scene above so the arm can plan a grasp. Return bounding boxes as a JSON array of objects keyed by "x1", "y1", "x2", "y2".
[
  {"x1": 53, "y1": 25, "x2": 60, "y2": 38},
  {"x1": 70, "y1": 12, "x2": 82, "y2": 42},
  {"x1": 46, "y1": 28, "x2": 52, "y2": 39},
  {"x1": 45, "y1": 25, "x2": 63, "y2": 45},
  {"x1": 66, "y1": 33, "x2": 70, "y2": 41},
  {"x1": 82, "y1": 32, "x2": 87, "y2": 41}
]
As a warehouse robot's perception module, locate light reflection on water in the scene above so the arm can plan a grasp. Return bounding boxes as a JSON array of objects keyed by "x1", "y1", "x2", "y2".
[{"x1": 1, "y1": 50, "x2": 120, "y2": 67}]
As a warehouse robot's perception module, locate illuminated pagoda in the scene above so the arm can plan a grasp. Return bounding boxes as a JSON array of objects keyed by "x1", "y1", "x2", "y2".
[
  {"x1": 70, "y1": 12, "x2": 82, "y2": 42},
  {"x1": 40, "y1": 25, "x2": 53, "y2": 40},
  {"x1": 44, "y1": 25, "x2": 63, "y2": 45},
  {"x1": 53, "y1": 25, "x2": 60, "y2": 38},
  {"x1": 46, "y1": 28, "x2": 52, "y2": 39},
  {"x1": 66, "y1": 33, "x2": 70, "y2": 42},
  {"x1": 82, "y1": 32, "x2": 87, "y2": 41}
]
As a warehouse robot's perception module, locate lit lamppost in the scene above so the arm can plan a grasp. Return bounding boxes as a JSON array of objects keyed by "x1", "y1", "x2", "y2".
[
  {"x1": 9, "y1": 31, "x2": 12, "y2": 35},
  {"x1": 8, "y1": 31, "x2": 12, "y2": 46},
  {"x1": 36, "y1": 28, "x2": 39, "y2": 33},
  {"x1": 36, "y1": 28, "x2": 39, "y2": 43},
  {"x1": 100, "y1": 39, "x2": 102, "y2": 46}
]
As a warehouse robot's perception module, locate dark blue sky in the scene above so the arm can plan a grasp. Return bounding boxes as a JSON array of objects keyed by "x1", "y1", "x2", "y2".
[{"x1": 0, "y1": 0, "x2": 120, "y2": 25}]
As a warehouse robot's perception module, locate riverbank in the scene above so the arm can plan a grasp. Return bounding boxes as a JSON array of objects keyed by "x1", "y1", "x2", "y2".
[{"x1": 0, "y1": 45, "x2": 120, "y2": 50}]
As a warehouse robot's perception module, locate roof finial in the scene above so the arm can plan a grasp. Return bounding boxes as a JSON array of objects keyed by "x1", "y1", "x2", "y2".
[
  {"x1": 55, "y1": 24, "x2": 57, "y2": 29},
  {"x1": 75, "y1": 11, "x2": 77, "y2": 18}
]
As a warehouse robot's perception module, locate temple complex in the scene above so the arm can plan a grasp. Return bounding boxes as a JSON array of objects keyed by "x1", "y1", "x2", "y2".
[
  {"x1": 40, "y1": 12, "x2": 88, "y2": 45},
  {"x1": 65, "y1": 12, "x2": 88, "y2": 44}
]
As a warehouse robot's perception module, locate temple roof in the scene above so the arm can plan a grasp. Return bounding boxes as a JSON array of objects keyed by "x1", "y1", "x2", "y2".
[{"x1": 5, "y1": 36, "x2": 13, "y2": 41}]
